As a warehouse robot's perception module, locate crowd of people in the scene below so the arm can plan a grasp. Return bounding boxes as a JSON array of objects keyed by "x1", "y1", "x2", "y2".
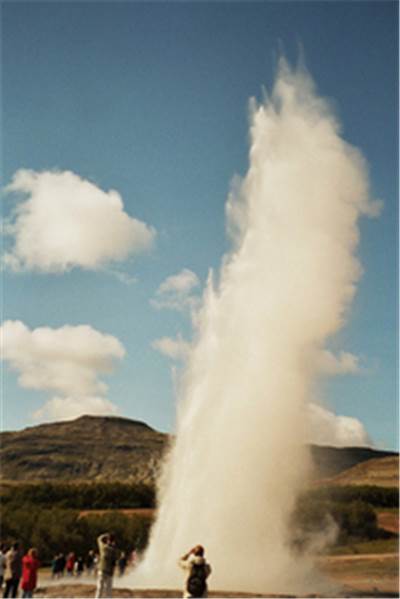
[
  {"x1": 50, "y1": 548, "x2": 132, "y2": 580},
  {"x1": 0, "y1": 543, "x2": 40, "y2": 598},
  {"x1": 0, "y1": 536, "x2": 212, "y2": 599}
]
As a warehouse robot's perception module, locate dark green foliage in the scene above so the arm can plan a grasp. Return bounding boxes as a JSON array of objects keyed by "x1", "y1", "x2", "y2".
[
  {"x1": 292, "y1": 485, "x2": 398, "y2": 550},
  {"x1": 0, "y1": 505, "x2": 152, "y2": 564},
  {"x1": 308, "y1": 485, "x2": 398, "y2": 509},
  {"x1": 1, "y1": 481, "x2": 156, "y2": 509}
]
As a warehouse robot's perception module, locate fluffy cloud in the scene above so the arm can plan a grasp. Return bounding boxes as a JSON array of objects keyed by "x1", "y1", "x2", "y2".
[
  {"x1": 151, "y1": 268, "x2": 200, "y2": 311},
  {"x1": 33, "y1": 396, "x2": 118, "y2": 422},
  {"x1": 317, "y1": 350, "x2": 361, "y2": 375},
  {"x1": 3, "y1": 169, "x2": 156, "y2": 272},
  {"x1": 309, "y1": 403, "x2": 370, "y2": 447},
  {"x1": 1, "y1": 320, "x2": 124, "y2": 421},
  {"x1": 152, "y1": 335, "x2": 191, "y2": 361}
]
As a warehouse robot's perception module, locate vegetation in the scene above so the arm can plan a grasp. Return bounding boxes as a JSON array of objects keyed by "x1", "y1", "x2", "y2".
[
  {"x1": 1, "y1": 505, "x2": 153, "y2": 564},
  {"x1": 1, "y1": 481, "x2": 156, "y2": 510},
  {"x1": 308, "y1": 485, "x2": 398, "y2": 508},
  {"x1": 292, "y1": 484, "x2": 399, "y2": 553}
]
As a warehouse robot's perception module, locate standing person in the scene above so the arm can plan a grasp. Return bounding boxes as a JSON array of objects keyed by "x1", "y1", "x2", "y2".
[
  {"x1": 3, "y1": 542, "x2": 23, "y2": 598},
  {"x1": 179, "y1": 545, "x2": 211, "y2": 599},
  {"x1": 58, "y1": 554, "x2": 66, "y2": 578},
  {"x1": 20, "y1": 548, "x2": 40, "y2": 599},
  {"x1": 50, "y1": 556, "x2": 58, "y2": 580},
  {"x1": 85, "y1": 550, "x2": 95, "y2": 576},
  {"x1": 0, "y1": 545, "x2": 6, "y2": 591},
  {"x1": 66, "y1": 552, "x2": 75, "y2": 576},
  {"x1": 95, "y1": 533, "x2": 118, "y2": 599},
  {"x1": 75, "y1": 557, "x2": 84, "y2": 577},
  {"x1": 117, "y1": 552, "x2": 127, "y2": 577}
]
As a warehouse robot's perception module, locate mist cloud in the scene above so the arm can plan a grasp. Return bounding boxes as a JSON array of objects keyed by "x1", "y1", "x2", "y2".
[
  {"x1": 134, "y1": 59, "x2": 380, "y2": 593},
  {"x1": 0, "y1": 320, "x2": 124, "y2": 420},
  {"x1": 151, "y1": 268, "x2": 200, "y2": 312},
  {"x1": 3, "y1": 169, "x2": 156, "y2": 272},
  {"x1": 309, "y1": 403, "x2": 370, "y2": 447},
  {"x1": 152, "y1": 335, "x2": 190, "y2": 361}
]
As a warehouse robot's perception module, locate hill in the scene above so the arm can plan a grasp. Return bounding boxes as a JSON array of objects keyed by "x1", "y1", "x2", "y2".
[
  {"x1": 0, "y1": 415, "x2": 169, "y2": 484},
  {"x1": 310, "y1": 445, "x2": 397, "y2": 479},
  {"x1": 0, "y1": 415, "x2": 397, "y2": 484},
  {"x1": 320, "y1": 455, "x2": 399, "y2": 488}
]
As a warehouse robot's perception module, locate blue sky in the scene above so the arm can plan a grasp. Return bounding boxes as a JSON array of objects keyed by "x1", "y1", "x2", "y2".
[{"x1": 1, "y1": 1, "x2": 398, "y2": 450}]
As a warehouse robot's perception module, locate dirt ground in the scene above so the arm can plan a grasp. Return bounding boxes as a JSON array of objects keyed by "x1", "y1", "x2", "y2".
[{"x1": 34, "y1": 553, "x2": 399, "y2": 599}]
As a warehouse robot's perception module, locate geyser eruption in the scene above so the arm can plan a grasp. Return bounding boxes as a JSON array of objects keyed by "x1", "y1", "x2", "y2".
[{"x1": 133, "y1": 60, "x2": 379, "y2": 593}]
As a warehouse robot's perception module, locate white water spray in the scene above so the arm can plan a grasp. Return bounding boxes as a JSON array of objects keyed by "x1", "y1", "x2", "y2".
[{"x1": 133, "y1": 60, "x2": 380, "y2": 593}]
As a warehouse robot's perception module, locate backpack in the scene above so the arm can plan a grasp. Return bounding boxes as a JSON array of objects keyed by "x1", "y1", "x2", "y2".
[{"x1": 186, "y1": 562, "x2": 207, "y2": 597}]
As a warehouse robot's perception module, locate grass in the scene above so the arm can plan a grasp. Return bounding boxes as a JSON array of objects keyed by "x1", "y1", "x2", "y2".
[{"x1": 330, "y1": 537, "x2": 399, "y2": 555}]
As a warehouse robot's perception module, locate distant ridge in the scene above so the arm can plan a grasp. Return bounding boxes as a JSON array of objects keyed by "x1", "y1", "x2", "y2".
[
  {"x1": 0, "y1": 415, "x2": 397, "y2": 485},
  {"x1": 310, "y1": 444, "x2": 398, "y2": 479},
  {"x1": 0, "y1": 415, "x2": 169, "y2": 484},
  {"x1": 319, "y1": 455, "x2": 399, "y2": 488}
]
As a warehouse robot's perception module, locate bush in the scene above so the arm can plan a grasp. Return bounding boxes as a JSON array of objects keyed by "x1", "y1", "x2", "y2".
[
  {"x1": 1, "y1": 481, "x2": 156, "y2": 510},
  {"x1": 292, "y1": 495, "x2": 381, "y2": 547},
  {"x1": 0, "y1": 506, "x2": 153, "y2": 564},
  {"x1": 308, "y1": 485, "x2": 398, "y2": 508}
]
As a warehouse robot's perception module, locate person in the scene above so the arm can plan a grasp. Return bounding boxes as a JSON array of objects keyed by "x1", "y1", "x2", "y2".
[
  {"x1": 74, "y1": 556, "x2": 84, "y2": 577},
  {"x1": 117, "y1": 552, "x2": 127, "y2": 577},
  {"x1": 95, "y1": 533, "x2": 118, "y2": 598},
  {"x1": 85, "y1": 550, "x2": 95, "y2": 576},
  {"x1": 51, "y1": 555, "x2": 58, "y2": 579},
  {"x1": 0, "y1": 545, "x2": 6, "y2": 591},
  {"x1": 66, "y1": 552, "x2": 75, "y2": 576},
  {"x1": 3, "y1": 542, "x2": 23, "y2": 598},
  {"x1": 20, "y1": 548, "x2": 40, "y2": 599},
  {"x1": 179, "y1": 545, "x2": 211, "y2": 599},
  {"x1": 58, "y1": 553, "x2": 66, "y2": 578}
]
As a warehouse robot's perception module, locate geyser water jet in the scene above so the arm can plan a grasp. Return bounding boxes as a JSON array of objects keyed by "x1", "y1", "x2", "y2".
[{"x1": 132, "y1": 60, "x2": 380, "y2": 593}]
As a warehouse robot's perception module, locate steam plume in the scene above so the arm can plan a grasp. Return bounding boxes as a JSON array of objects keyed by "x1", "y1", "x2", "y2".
[{"x1": 133, "y1": 60, "x2": 380, "y2": 593}]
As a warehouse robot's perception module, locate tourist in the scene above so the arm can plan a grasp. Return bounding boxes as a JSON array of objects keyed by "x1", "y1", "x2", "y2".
[
  {"x1": 117, "y1": 552, "x2": 127, "y2": 576},
  {"x1": 74, "y1": 556, "x2": 84, "y2": 577},
  {"x1": 179, "y1": 545, "x2": 211, "y2": 598},
  {"x1": 3, "y1": 542, "x2": 23, "y2": 598},
  {"x1": 20, "y1": 548, "x2": 40, "y2": 599},
  {"x1": 95, "y1": 533, "x2": 118, "y2": 598},
  {"x1": 66, "y1": 552, "x2": 75, "y2": 576},
  {"x1": 0, "y1": 545, "x2": 6, "y2": 591}
]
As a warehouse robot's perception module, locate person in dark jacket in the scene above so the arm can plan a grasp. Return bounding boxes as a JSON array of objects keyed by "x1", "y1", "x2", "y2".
[
  {"x1": 3, "y1": 542, "x2": 23, "y2": 598},
  {"x1": 179, "y1": 545, "x2": 211, "y2": 598}
]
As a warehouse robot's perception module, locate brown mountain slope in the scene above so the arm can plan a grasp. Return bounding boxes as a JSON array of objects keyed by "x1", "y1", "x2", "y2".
[
  {"x1": 0, "y1": 415, "x2": 397, "y2": 484},
  {"x1": 321, "y1": 455, "x2": 399, "y2": 488},
  {"x1": 0, "y1": 415, "x2": 169, "y2": 483}
]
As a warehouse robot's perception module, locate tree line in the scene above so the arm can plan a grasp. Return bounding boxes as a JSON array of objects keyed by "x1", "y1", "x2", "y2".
[{"x1": 1, "y1": 481, "x2": 156, "y2": 510}]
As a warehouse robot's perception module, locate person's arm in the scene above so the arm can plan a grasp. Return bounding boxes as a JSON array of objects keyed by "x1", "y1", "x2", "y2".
[{"x1": 97, "y1": 534, "x2": 108, "y2": 550}]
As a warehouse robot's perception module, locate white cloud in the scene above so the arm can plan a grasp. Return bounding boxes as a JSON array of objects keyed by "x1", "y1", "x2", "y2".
[
  {"x1": 309, "y1": 403, "x2": 370, "y2": 447},
  {"x1": 1, "y1": 320, "x2": 124, "y2": 421},
  {"x1": 152, "y1": 335, "x2": 190, "y2": 361},
  {"x1": 33, "y1": 396, "x2": 118, "y2": 422},
  {"x1": 151, "y1": 268, "x2": 200, "y2": 312},
  {"x1": 317, "y1": 350, "x2": 361, "y2": 375},
  {"x1": 3, "y1": 169, "x2": 156, "y2": 272}
]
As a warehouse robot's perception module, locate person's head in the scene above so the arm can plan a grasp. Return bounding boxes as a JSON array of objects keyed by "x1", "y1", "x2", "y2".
[
  {"x1": 192, "y1": 545, "x2": 204, "y2": 557},
  {"x1": 28, "y1": 548, "x2": 38, "y2": 558},
  {"x1": 12, "y1": 542, "x2": 19, "y2": 551},
  {"x1": 108, "y1": 533, "x2": 116, "y2": 545}
]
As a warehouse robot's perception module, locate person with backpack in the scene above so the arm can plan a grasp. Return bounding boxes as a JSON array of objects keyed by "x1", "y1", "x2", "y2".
[{"x1": 179, "y1": 545, "x2": 211, "y2": 598}]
